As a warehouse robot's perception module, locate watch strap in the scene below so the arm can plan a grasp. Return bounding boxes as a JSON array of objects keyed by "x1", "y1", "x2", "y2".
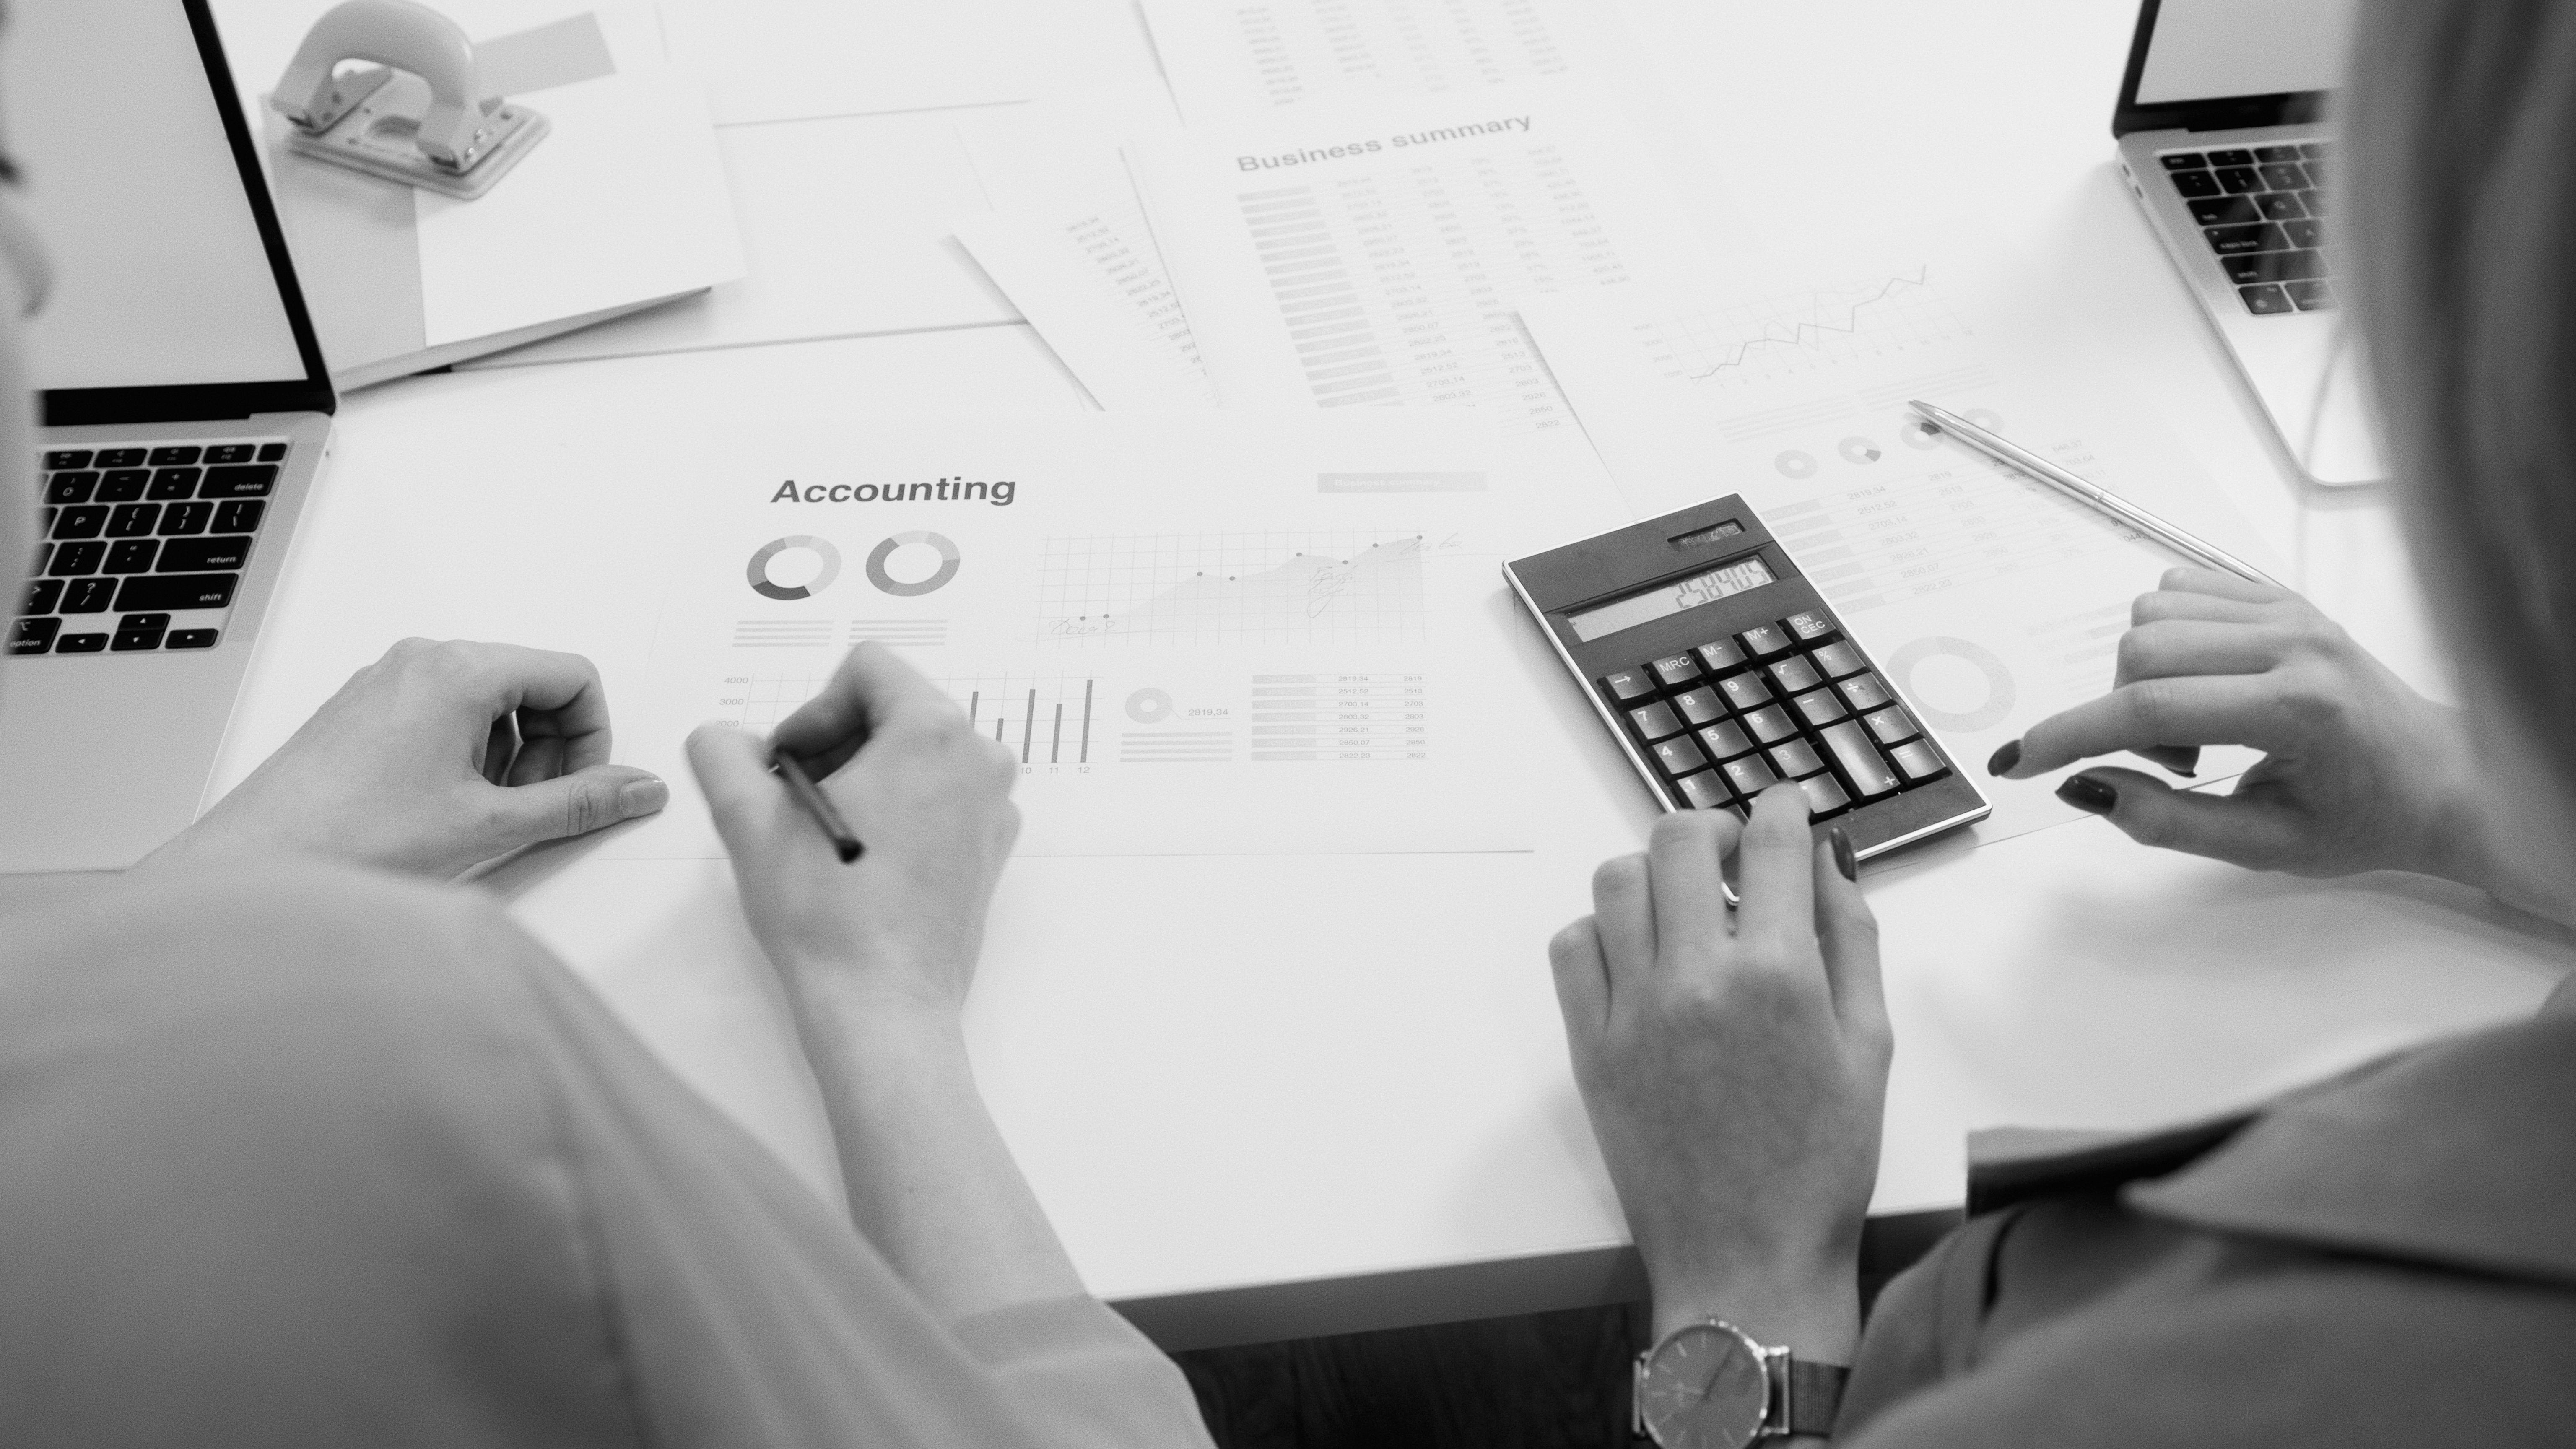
[{"x1": 1775, "y1": 1356, "x2": 1848, "y2": 1439}]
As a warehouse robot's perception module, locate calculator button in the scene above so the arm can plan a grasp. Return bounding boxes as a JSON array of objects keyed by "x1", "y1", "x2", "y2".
[
  {"x1": 1822, "y1": 721, "x2": 1901, "y2": 797},
  {"x1": 1768, "y1": 655, "x2": 1823, "y2": 694},
  {"x1": 1789, "y1": 688, "x2": 1848, "y2": 728},
  {"x1": 1674, "y1": 771, "x2": 1731, "y2": 810},
  {"x1": 1601, "y1": 667, "x2": 1655, "y2": 704},
  {"x1": 1863, "y1": 706, "x2": 1919, "y2": 745},
  {"x1": 1696, "y1": 720, "x2": 1753, "y2": 759},
  {"x1": 1809, "y1": 641, "x2": 1866, "y2": 678},
  {"x1": 1650, "y1": 653, "x2": 1703, "y2": 688},
  {"x1": 1784, "y1": 610, "x2": 1836, "y2": 642},
  {"x1": 1652, "y1": 735, "x2": 1711, "y2": 777},
  {"x1": 1738, "y1": 623, "x2": 1793, "y2": 658},
  {"x1": 1800, "y1": 774, "x2": 1854, "y2": 818},
  {"x1": 1768, "y1": 739, "x2": 1824, "y2": 778},
  {"x1": 1889, "y1": 738, "x2": 1950, "y2": 782},
  {"x1": 1694, "y1": 639, "x2": 1749, "y2": 674},
  {"x1": 1722, "y1": 756, "x2": 1779, "y2": 797},
  {"x1": 1628, "y1": 701, "x2": 1685, "y2": 741},
  {"x1": 1741, "y1": 704, "x2": 1796, "y2": 744},
  {"x1": 1672, "y1": 687, "x2": 1725, "y2": 726},
  {"x1": 1719, "y1": 673, "x2": 1775, "y2": 711},
  {"x1": 1839, "y1": 672, "x2": 1894, "y2": 712}
]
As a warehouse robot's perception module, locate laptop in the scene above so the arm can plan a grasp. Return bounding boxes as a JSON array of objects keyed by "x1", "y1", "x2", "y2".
[
  {"x1": 0, "y1": 0, "x2": 336, "y2": 872},
  {"x1": 2112, "y1": 0, "x2": 2383, "y2": 487}
]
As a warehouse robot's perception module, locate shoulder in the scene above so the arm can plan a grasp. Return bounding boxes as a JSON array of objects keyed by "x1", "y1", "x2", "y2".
[{"x1": 1846, "y1": 1238, "x2": 2576, "y2": 1447}]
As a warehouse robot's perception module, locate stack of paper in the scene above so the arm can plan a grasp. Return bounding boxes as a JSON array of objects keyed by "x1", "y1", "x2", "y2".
[{"x1": 950, "y1": 0, "x2": 1741, "y2": 421}]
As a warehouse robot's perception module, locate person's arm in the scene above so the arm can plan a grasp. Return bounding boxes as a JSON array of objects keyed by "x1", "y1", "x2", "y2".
[
  {"x1": 143, "y1": 638, "x2": 667, "y2": 877},
  {"x1": 1989, "y1": 566, "x2": 2565, "y2": 920},
  {"x1": 1550, "y1": 784, "x2": 1889, "y2": 1425},
  {"x1": 683, "y1": 643, "x2": 1084, "y2": 1322}
]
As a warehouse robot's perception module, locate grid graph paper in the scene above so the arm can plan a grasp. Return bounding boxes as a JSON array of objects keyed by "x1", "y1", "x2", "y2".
[
  {"x1": 1633, "y1": 269, "x2": 1975, "y2": 390},
  {"x1": 1036, "y1": 531, "x2": 1430, "y2": 646}
]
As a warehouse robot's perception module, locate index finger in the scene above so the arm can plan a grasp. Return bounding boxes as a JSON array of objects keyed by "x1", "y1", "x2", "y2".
[
  {"x1": 2006, "y1": 675, "x2": 2289, "y2": 777},
  {"x1": 769, "y1": 642, "x2": 961, "y2": 775},
  {"x1": 448, "y1": 643, "x2": 615, "y2": 769},
  {"x1": 2158, "y1": 565, "x2": 2293, "y2": 606},
  {"x1": 1732, "y1": 782, "x2": 1817, "y2": 956}
]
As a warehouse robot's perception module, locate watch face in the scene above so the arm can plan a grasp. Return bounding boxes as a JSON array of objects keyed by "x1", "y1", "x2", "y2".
[{"x1": 1639, "y1": 1322, "x2": 1768, "y2": 1449}]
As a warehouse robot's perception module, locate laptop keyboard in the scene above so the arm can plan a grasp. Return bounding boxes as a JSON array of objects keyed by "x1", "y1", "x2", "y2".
[
  {"x1": 12, "y1": 440, "x2": 286, "y2": 657},
  {"x1": 2159, "y1": 143, "x2": 2332, "y2": 316}
]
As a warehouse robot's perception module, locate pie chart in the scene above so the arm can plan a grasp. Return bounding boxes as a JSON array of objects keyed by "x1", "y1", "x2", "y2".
[
  {"x1": 1838, "y1": 435, "x2": 1883, "y2": 464},
  {"x1": 746, "y1": 535, "x2": 841, "y2": 601},
  {"x1": 866, "y1": 530, "x2": 961, "y2": 597},
  {"x1": 1774, "y1": 450, "x2": 1818, "y2": 480}
]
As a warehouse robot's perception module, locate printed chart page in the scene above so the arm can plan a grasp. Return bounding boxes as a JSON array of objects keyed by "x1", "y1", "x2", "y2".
[
  {"x1": 1520, "y1": 263, "x2": 2284, "y2": 844},
  {"x1": 606, "y1": 412, "x2": 1623, "y2": 859},
  {"x1": 952, "y1": 91, "x2": 1214, "y2": 410},
  {"x1": 1128, "y1": 83, "x2": 1719, "y2": 434}
]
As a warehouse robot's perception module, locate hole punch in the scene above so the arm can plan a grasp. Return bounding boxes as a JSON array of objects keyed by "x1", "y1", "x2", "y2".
[{"x1": 269, "y1": 0, "x2": 548, "y2": 200}]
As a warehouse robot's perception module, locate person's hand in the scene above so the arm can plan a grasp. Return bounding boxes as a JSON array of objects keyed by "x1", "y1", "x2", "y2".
[
  {"x1": 686, "y1": 643, "x2": 1020, "y2": 1016},
  {"x1": 146, "y1": 639, "x2": 667, "y2": 878},
  {"x1": 1989, "y1": 567, "x2": 2491, "y2": 884},
  {"x1": 1550, "y1": 784, "x2": 1888, "y2": 1361}
]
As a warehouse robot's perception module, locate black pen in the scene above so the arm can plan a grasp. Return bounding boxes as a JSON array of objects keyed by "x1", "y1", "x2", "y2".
[{"x1": 773, "y1": 750, "x2": 863, "y2": 862}]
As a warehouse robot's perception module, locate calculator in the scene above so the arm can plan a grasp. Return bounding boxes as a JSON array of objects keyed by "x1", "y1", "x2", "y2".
[{"x1": 1505, "y1": 495, "x2": 1989, "y2": 857}]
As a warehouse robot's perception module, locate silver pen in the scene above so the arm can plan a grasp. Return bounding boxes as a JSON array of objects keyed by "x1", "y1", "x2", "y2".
[{"x1": 1906, "y1": 400, "x2": 2288, "y2": 591}]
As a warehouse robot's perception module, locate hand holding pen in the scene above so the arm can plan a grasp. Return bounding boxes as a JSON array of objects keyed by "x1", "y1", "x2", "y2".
[{"x1": 684, "y1": 643, "x2": 1024, "y2": 1012}]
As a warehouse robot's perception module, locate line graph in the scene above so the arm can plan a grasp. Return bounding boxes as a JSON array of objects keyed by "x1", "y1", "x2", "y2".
[
  {"x1": 1634, "y1": 268, "x2": 1973, "y2": 389},
  {"x1": 1036, "y1": 530, "x2": 1430, "y2": 646}
]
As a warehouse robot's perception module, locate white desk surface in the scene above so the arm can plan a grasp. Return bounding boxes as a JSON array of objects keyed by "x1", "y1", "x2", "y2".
[{"x1": 40, "y1": 0, "x2": 2571, "y2": 1349}]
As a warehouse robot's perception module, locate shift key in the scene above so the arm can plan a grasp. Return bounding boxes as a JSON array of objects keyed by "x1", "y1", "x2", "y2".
[
  {"x1": 113, "y1": 572, "x2": 238, "y2": 612},
  {"x1": 1820, "y1": 720, "x2": 1900, "y2": 797}
]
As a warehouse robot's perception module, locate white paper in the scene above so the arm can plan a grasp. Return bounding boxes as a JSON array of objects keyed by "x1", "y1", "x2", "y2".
[
  {"x1": 953, "y1": 194, "x2": 1216, "y2": 411},
  {"x1": 653, "y1": 0, "x2": 1031, "y2": 125},
  {"x1": 415, "y1": 62, "x2": 745, "y2": 348},
  {"x1": 606, "y1": 412, "x2": 1624, "y2": 859},
  {"x1": 1520, "y1": 263, "x2": 2285, "y2": 844},
  {"x1": 947, "y1": 89, "x2": 1212, "y2": 410},
  {"x1": 463, "y1": 110, "x2": 1014, "y2": 369},
  {"x1": 1128, "y1": 83, "x2": 1718, "y2": 434},
  {"x1": 1143, "y1": 0, "x2": 1599, "y2": 119}
]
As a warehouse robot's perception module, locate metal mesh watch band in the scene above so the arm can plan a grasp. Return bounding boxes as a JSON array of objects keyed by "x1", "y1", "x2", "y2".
[{"x1": 1774, "y1": 1356, "x2": 1848, "y2": 1439}]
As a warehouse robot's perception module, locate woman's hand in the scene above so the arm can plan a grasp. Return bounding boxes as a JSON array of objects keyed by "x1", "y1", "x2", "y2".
[
  {"x1": 1991, "y1": 567, "x2": 2491, "y2": 884},
  {"x1": 1551, "y1": 784, "x2": 1888, "y2": 1361},
  {"x1": 686, "y1": 643, "x2": 1020, "y2": 1016},
  {"x1": 146, "y1": 639, "x2": 667, "y2": 878}
]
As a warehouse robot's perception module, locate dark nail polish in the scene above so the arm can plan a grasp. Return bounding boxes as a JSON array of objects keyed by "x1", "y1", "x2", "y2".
[
  {"x1": 1828, "y1": 826, "x2": 1857, "y2": 881},
  {"x1": 1987, "y1": 739, "x2": 2022, "y2": 776},
  {"x1": 2057, "y1": 774, "x2": 2117, "y2": 815}
]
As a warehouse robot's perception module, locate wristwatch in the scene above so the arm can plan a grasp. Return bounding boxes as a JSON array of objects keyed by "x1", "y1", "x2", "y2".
[{"x1": 1632, "y1": 1319, "x2": 1847, "y2": 1447}]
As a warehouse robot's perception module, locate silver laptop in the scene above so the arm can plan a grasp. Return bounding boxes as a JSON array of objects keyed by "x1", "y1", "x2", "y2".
[
  {"x1": 0, "y1": 0, "x2": 335, "y2": 872},
  {"x1": 2113, "y1": 0, "x2": 2382, "y2": 487}
]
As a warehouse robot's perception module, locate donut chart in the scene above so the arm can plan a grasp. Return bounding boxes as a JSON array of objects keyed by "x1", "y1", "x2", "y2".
[
  {"x1": 746, "y1": 535, "x2": 841, "y2": 601},
  {"x1": 1125, "y1": 687, "x2": 1174, "y2": 723},
  {"x1": 866, "y1": 531, "x2": 961, "y2": 597},
  {"x1": 1887, "y1": 636, "x2": 2018, "y2": 733}
]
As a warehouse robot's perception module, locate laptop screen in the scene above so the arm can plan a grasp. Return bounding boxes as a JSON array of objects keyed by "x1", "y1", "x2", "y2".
[
  {"x1": 3, "y1": 0, "x2": 310, "y2": 394},
  {"x1": 2135, "y1": 0, "x2": 2360, "y2": 105}
]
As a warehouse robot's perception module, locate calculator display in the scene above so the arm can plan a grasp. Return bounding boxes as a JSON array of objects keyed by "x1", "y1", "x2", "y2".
[{"x1": 1568, "y1": 555, "x2": 1775, "y2": 642}]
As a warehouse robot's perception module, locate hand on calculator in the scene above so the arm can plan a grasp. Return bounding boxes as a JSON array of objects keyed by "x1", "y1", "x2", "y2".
[
  {"x1": 1992, "y1": 567, "x2": 2498, "y2": 887},
  {"x1": 1549, "y1": 784, "x2": 1887, "y2": 1362}
]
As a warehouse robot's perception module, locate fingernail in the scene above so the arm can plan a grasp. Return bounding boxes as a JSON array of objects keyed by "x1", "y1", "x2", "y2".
[
  {"x1": 1987, "y1": 739, "x2": 2022, "y2": 776},
  {"x1": 1828, "y1": 826, "x2": 1857, "y2": 881},
  {"x1": 2137, "y1": 744, "x2": 2199, "y2": 778},
  {"x1": 2056, "y1": 774, "x2": 2116, "y2": 815},
  {"x1": 620, "y1": 777, "x2": 670, "y2": 815}
]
